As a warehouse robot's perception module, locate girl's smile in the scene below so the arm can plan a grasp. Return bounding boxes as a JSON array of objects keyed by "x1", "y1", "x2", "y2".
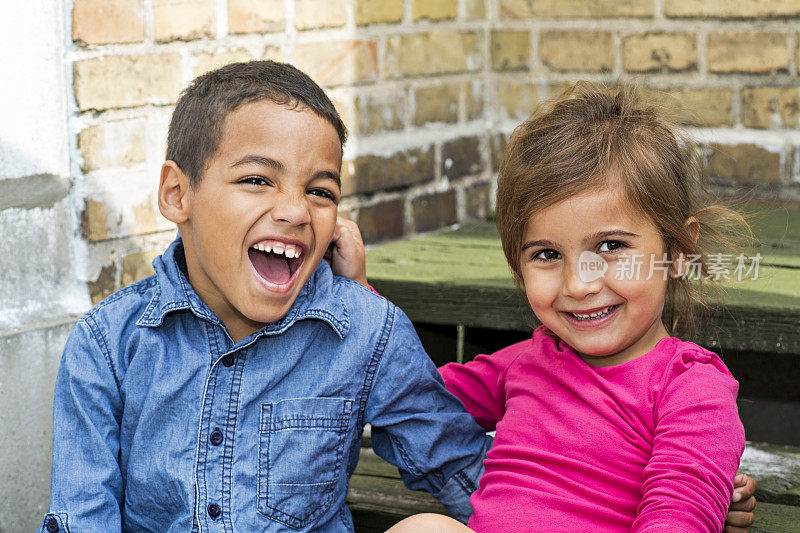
[{"x1": 520, "y1": 186, "x2": 672, "y2": 367}]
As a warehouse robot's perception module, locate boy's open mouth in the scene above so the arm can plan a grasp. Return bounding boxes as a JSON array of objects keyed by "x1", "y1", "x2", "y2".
[{"x1": 248, "y1": 240, "x2": 304, "y2": 288}]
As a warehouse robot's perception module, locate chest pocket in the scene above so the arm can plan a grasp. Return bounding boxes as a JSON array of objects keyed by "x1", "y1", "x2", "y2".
[{"x1": 258, "y1": 397, "x2": 354, "y2": 529}]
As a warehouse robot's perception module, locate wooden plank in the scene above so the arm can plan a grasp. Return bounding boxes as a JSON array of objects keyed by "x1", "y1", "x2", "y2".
[
  {"x1": 366, "y1": 208, "x2": 800, "y2": 355},
  {"x1": 751, "y1": 502, "x2": 800, "y2": 533},
  {"x1": 741, "y1": 442, "x2": 800, "y2": 507}
]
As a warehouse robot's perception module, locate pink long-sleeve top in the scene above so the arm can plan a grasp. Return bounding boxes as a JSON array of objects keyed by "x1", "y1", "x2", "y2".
[{"x1": 439, "y1": 326, "x2": 744, "y2": 532}]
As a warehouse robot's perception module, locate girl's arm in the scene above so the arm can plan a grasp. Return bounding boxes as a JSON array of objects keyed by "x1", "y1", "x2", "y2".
[
  {"x1": 439, "y1": 348, "x2": 519, "y2": 431},
  {"x1": 634, "y1": 355, "x2": 745, "y2": 532}
]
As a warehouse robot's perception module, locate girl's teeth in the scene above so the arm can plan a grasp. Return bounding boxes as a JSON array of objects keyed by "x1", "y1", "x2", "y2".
[
  {"x1": 572, "y1": 306, "x2": 614, "y2": 320},
  {"x1": 285, "y1": 248, "x2": 295, "y2": 259}
]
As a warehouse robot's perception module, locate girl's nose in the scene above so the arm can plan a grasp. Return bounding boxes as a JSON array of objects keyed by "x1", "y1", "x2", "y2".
[
  {"x1": 270, "y1": 192, "x2": 311, "y2": 226},
  {"x1": 561, "y1": 260, "x2": 603, "y2": 299}
]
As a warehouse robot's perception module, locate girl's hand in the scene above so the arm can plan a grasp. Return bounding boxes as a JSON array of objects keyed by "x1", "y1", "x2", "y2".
[
  {"x1": 724, "y1": 473, "x2": 757, "y2": 532},
  {"x1": 326, "y1": 217, "x2": 369, "y2": 288}
]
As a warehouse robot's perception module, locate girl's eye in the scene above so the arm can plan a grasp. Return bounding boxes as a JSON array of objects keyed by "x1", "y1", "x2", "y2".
[
  {"x1": 597, "y1": 240, "x2": 626, "y2": 253},
  {"x1": 532, "y1": 249, "x2": 561, "y2": 261},
  {"x1": 239, "y1": 176, "x2": 269, "y2": 186}
]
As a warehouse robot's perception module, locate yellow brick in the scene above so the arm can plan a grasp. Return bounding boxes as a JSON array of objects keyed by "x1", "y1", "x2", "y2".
[
  {"x1": 386, "y1": 32, "x2": 484, "y2": 77},
  {"x1": 121, "y1": 250, "x2": 159, "y2": 286},
  {"x1": 293, "y1": 41, "x2": 378, "y2": 86},
  {"x1": 500, "y1": 0, "x2": 653, "y2": 18},
  {"x1": 665, "y1": 0, "x2": 800, "y2": 18},
  {"x1": 741, "y1": 87, "x2": 800, "y2": 129},
  {"x1": 193, "y1": 49, "x2": 252, "y2": 77},
  {"x1": 623, "y1": 33, "x2": 697, "y2": 72},
  {"x1": 152, "y1": 0, "x2": 214, "y2": 42},
  {"x1": 498, "y1": 83, "x2": 538, "y2": 121},
  {"x1": 465, "y1": 0, "x2": 486, "y2": 19},
  {"x1": 412, "y1": 0, "x2": 458, "y2": 21},
  {"x1": 491, "y1": 31, "x2": 530, "y2": 71},
  {"x1": 89, "y1": 263, "x2": 118, "y2": 304},
  {"x1": 414, "y1": 84, "x2": 460, "y2": 125},
  {"x1": 228, "y1": 0, "x2": 285, "y2": 34},
  {"x1": 295, "y1": 0, "x2": 346, "y2": 30},
  {"x1": 355, "y1": 89, "x2": 406, "y2": 133},
  {"x1": 643, "y1": 88, "x2": 734, "y2": 127},
  {"x1": 82, "y1": 195, "x2": 167, "y2": 242},
  {"x1": 705, "y1": 144, "x2": 783, "y2": 184},
  {"x1": 707, "y1": 32, "x2": 788, "y2": 74},
  {"x1": 78, "y1": 121, "x2": 147, "y2": 171},
  {"x1": 72, "y1": 0, "x2": 145, "y2": 45},
  {"x1": 73, "y1": 54, "x2": 182, "y2": 110},
  {"x1": 540, "y1": 31, "x2": 614, "y2": 72},
  {"x1": 354, "y1": 1, "x2": 404, "y2": 25}
]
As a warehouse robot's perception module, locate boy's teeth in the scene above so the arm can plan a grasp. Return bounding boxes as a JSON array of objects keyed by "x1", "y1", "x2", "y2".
[{"x1": 251, "y1": 241, "x2": 302, "y2": 259}]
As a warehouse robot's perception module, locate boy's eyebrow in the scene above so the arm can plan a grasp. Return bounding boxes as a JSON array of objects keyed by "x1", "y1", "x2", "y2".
[
  {"x1": 231, "y1": 154, "x2": 283, "y2": 170},
  {"x1": 230, "y1": 155, "x2": 340, "y2": 186},
  {"x1": 313, "y1": 170, "x2": 341, "y2": 187}
]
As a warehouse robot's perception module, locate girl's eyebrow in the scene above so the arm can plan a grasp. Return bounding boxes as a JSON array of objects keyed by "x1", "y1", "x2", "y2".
[
  {"x1": 585, "y1": 229, "x2": 639, "y2": 244},
  {"x1": 521, "y1": 239, "x2": 556, "y2": 251}
]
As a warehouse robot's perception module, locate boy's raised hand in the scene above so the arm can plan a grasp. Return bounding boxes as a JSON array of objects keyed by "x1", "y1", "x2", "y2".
[
  {"x1": 326, "y1": 217, "x2": 369, "y2": 288},
  {"x1": 724, "y1": 472, "x2": 757, "y2": 532}
]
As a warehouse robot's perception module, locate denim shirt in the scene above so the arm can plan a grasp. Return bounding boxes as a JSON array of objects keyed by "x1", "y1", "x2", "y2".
[{"x1": 41, "y1": 237, "x2": 491, "y2": 532}]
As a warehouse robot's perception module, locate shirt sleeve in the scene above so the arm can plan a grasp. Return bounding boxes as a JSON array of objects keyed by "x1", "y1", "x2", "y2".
[
  {"x1": 41, "y1": 316, "x2": 124, "y2": 532},
  {"x1": 633, "y1": 353, "x2": 745, "y2": 532},
  {"x1": 364, "y1": 304, "x2": 492, "y2": 523},
  {"x1": 439, "y1": 350, "x2": 513, "y2": 431}
]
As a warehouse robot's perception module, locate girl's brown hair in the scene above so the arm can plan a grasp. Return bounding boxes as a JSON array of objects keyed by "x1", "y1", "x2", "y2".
[{"x1": 496, "y1": 82, "x2": 749, "y2": 336}]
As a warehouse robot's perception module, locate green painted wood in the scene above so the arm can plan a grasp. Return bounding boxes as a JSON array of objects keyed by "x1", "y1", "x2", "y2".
[
  {"x1": 741, "y1": 442, "x2": 800, "y2": 507},
  {"x1": 751, "y1": 502, "x2": 800, "y2": 533},
  {"x1": 366, "y1": 208, "x2": 800, "y2": 355}
]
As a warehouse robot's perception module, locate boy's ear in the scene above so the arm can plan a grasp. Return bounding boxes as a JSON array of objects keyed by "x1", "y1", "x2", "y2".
[
  {"x1": 159, "y1": 161, "x2": 192, "y2": 224},
  {"x1": 669, "y1": 216, "x2": 701, "y2": 279}
]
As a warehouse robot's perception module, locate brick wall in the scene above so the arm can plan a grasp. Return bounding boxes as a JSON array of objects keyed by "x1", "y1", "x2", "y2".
[
  {"x1": 68, "y1": 0, "x2": 800, "y2": 302},
  {"x1": 2, "y1": 1, "x2": 799, "y2": 528}
]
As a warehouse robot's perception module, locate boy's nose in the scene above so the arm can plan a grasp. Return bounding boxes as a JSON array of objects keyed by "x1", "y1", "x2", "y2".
[{"x1": 270, "y1": 192, "x2": 311, "y2": 226}]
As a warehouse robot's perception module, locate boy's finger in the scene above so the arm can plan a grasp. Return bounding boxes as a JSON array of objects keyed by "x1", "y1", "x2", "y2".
[
  {"x1": 730, "y1": 496, "x2": 756, "y2": 512},
  {"x1": 724, "y1": 509, "x2": 755, "y2": 528}
]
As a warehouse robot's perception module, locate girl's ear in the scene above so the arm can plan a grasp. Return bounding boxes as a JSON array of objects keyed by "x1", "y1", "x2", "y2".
[
  {"x1": 669, "y1": 216, "x2": 701, "y2": 279},
  {"x1": 685, "y1": 216, "x2": 700, "y2": 245},
  {"x1": 158, "y1": 161, "x2": 192, "y2": 224}
]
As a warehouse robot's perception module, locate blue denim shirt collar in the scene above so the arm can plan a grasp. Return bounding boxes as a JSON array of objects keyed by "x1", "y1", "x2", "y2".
[{"x1": 136, "y1": 235, "x2": 350, "y2": 339}]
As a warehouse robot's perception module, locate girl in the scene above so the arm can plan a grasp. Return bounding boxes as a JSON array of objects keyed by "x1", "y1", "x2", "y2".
[{"x1": 388, "y1": 83, "x2": 750, "y2": 532}]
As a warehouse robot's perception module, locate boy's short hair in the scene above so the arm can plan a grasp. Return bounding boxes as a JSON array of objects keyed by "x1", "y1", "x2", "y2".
[{"x1": 166, "y1": 60, "x2": 347, "y2": 184}]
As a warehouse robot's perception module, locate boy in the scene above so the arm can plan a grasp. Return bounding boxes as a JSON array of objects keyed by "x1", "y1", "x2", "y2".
[{"x1": 41, "y1": 61, "x2": 491, "y2": 532}]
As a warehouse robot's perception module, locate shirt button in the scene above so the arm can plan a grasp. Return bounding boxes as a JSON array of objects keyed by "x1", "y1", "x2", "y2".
[
  {"x1": 207, "y1": 503, "x2": 221, "y2": 519},
  {"x1": 45, "y1": 517, "x2": 59, "y2": 533},
  {"x1": 209, "y1": 428, "x2": 224, "y2": 446},
  {"x1": 221, "y1": 354, "x2": 234, "y2": 367}
]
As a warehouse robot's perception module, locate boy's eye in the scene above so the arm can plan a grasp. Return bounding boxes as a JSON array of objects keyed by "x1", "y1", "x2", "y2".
[
  {"x1": 532, "y1": 249, "x2": 561, "y2": 261},
  {"x1": 597, "y1": 240, "x2": 626, "y2": 253},
  {"x1": 308, "y1": 188, "x2": 337, "y2": 202},
  {"x1": 239, "y1": 176, "x2": 269, "y2": 186}
]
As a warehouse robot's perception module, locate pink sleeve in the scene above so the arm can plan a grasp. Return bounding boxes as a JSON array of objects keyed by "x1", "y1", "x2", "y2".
[
  {"x1": 633, "y1": 353, "x2": 745, "y2": 532},
  {"x1": 439, "y1": 351, "x2": 514, "y2": 431}
]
